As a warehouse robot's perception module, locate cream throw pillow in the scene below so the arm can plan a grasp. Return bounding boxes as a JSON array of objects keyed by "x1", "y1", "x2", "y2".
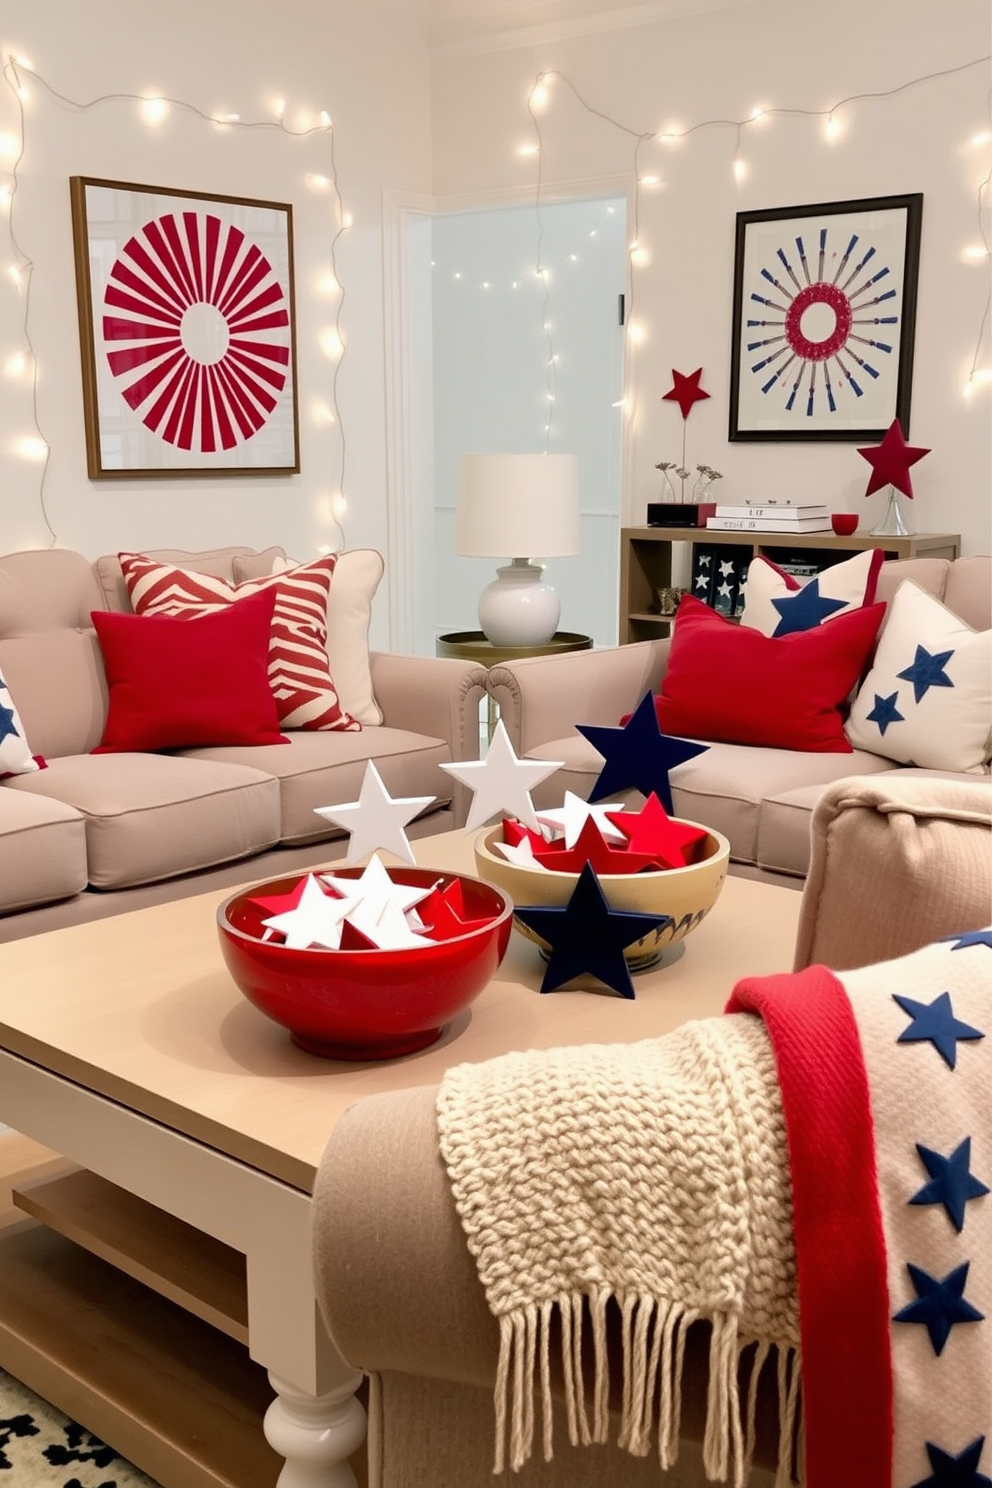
[
  {"x1": 234, "y1": 550, "x2": 384, "y2": 726},
  {"x1": 845, "y1": 580, "x2": 992, "y2": 771}
]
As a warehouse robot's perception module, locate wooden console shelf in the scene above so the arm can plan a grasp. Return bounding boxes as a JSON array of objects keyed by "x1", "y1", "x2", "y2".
[{"x1": 619, "y1": 525, "x2": 962, "y2": 644}]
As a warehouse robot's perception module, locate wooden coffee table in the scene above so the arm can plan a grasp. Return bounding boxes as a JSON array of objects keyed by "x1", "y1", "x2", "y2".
[{"x1": 0, "y1": 831, "x2": 801, "y2": 1488}]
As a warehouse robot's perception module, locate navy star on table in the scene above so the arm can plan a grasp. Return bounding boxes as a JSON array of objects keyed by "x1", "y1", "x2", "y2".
[
  {"x1": 911, "y1": 1437, "x2": 992, "y2": 1488},
  {"x1": 910, "y1": 1138, "x2": 989, "y2": 1233},
  {"x1": 770, "y1": 578, "x2": 847, "y2": 637},
  {"x1": 897, "y1": 644, "x2": 956, "y2": 703},
  {"x1": 513, "y1": 860, "x2": 671, "y2": 1000},
  {"x1": 893, "y1": 1260, "x2": 985, "y2": 1355},
  {"x1": 577, "y1": 691, "x2": 709, "y2": 811},
  {"x1": 866, "y1": 690, "x2": 905, "y2": 736},
  {"x1": 894, "y1": 991, "x2": 985, "y2": 1069},
  {"x1": 943, "y1": 928, "x2": 992, "y2": 951}
]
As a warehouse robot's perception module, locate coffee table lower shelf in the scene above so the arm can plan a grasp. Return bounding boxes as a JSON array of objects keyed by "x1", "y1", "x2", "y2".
[{"x1": 0, "y1": 1166, "x2": 367, "y2": 1488}]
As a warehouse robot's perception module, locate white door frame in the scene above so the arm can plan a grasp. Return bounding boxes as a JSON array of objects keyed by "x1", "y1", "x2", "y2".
[{"x1": 382, "y1": 175, "x2": 636, "y2": 654}]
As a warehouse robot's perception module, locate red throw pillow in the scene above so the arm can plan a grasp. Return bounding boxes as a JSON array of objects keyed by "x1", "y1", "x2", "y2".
[
  {"x1": 118, "y1": 551, "x2": 360, "y2": 733},
  {"x1": 652, "y1": 595, "x2": 886, "y2": 752},
  {"x1": 92, "y1": 589, "x2": 289, "y2": 752}
]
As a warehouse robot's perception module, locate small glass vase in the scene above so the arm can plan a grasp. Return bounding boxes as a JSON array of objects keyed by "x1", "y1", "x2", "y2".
[{"x1": 870, "y1": 485, "x2": 914, "y2": 538}]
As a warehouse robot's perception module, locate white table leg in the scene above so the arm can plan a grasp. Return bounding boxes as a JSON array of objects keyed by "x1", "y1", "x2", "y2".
[{"x1": 264, "y1": 1371, "x2": 367, "y2": 1488}]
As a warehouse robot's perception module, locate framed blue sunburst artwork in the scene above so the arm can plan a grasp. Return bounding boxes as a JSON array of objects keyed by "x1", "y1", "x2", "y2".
[
  {"x1": 70, "y1": 176, "x2": 300, "y2": 478},
  {"x1": 729, "y1": 193, "x2": 923, "y2": 443}
]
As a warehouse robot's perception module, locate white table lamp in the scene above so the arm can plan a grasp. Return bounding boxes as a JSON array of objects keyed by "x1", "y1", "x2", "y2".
[{"x1": 455, "y1": 453, "x2": 580, "y2": 646}]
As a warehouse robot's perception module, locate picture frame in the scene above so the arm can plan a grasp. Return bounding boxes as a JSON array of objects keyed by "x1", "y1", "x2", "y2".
[
  {"x1": 728, "y1": 192, "x2": 923, "y2": 443},
  {"x1": 70, "y1": 176, "x2": 300, "y2": 478}
]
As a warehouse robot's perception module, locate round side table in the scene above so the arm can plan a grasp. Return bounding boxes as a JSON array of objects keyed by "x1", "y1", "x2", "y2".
[{"x1": 436, "y1": 630, "x2": 593, "y2": 739}]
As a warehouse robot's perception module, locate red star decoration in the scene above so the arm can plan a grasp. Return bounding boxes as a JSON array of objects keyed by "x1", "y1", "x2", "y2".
[
  {"x1": 662, "y1": 368, "x2": 710, "y2": 421},
  {"x1": 535, "y1": 816, "x2": 662, "y2": 875},
  {"x1": 249, "y1": 878, "x2": 315, "y2": 916},
  {"x1": 503, "y1": 818, "x2": 548, "y2": 852},
  {"x1": 417, "y1": 880, "x2": 493, "y2": 941},
  {"x1": 857, "y1": 418, "x2": 930, "y2": 499},
  {"x1": 605, "y1": 792, "x2": 709, "y2": 869},
  {"x1": 339, "y1": 920, "x2": 378, "y2": 950}
]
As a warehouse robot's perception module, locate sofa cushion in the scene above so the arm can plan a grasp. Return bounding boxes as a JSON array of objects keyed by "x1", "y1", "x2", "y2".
[
  {"x1": 651, "y1": 596, "x2": 885, "y2": 752},
  {"x1": 119, "y1": 551, "x2": 359, "y2": 734},
  {"x1": 180, "y1": 727, "x2": 452, "y2": 845},
  {"x1": 525, "y1": 733, "x2": 896, "y2": 865},
  {"x1": 0, "y1": 670, "x2": 44, "y2": 776},
  {"x1": 4, "y1": 755, "x2": 280, "y2": 889},
  {"x1": 846, "y1": 580, "x2": 992, "y2": 772},
  {"x1": 0, "y1": 788, "x2": 87, "y2": 912},
  {"x1": 92, "y1": 591, "x2": 287, "y2": 752},
  {"x1": 93, "y1": 545, "x2": 286, "y2": 613},
  {"x1": 234, "y1": 549, "x2": 385, "y2": 726},
  {"x1": 739, "y1": 548, "x2": 883, "y2": 636}
]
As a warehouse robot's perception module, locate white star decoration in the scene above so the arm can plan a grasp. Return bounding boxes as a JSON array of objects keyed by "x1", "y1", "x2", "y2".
[
  {"x1": 439, "y1": 720, "x2": 563, "y2": 832},
  {"x1": 536, "y1": 790, "x2": 627, "y2": 848},
  {"x1": 321, "y1": 854, "x2": 437, "y2": 947},
  {"x1": 494, "y1": 836, "x2": 542, "y2": 867},
  {"x1": 261, "y1": 873, "x2": 361, "y2": 950},
  {"x1": 719, "y1": 558, "x2": 735, "y2": 577},
  {"x1": 314, "y1": 760, "x2": 435, "y2": 866}
]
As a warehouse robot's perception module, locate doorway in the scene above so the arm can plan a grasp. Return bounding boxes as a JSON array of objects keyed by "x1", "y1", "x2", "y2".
[{"x1": 394, "y1": 194, "x2": 628, "y2": 655}]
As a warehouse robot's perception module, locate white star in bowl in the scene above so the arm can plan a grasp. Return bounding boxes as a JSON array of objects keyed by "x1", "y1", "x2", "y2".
[
  {"x1": 439, "y1": 720, "x2": 562, "y2": 832},
  {"x1": 535, "y1": 790, "x2": 628, "y2": 848},
  {"x1": 261, "y1": 873, "x2": 361, "y2": 950}
]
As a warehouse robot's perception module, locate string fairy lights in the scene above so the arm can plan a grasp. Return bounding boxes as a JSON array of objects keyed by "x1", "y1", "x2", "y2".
[
  {"x1": 514, "y1": 54, "x2": 992, "y2": 448},
  {"x1": 0, "y1": 54, "x2": 352, "y2": 548}
]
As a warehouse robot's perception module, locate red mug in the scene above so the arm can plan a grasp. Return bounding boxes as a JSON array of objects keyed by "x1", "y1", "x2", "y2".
[{"x1": 831, "y1": 513, "x2": 858, "y2": 536}]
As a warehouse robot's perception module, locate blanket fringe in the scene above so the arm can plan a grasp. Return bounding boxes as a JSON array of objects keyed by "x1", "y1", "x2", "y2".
[{"x1": 493, "y1": 1295, "x2": 802, "y2": 1484}]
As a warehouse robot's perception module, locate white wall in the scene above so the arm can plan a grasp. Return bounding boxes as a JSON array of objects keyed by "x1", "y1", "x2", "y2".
[
  {"x1": 0, "y1": 0, "x2": 433, "y2": 648},
  {"x1": 430, "y1": 0, "x2": 992, "y2": 555}
]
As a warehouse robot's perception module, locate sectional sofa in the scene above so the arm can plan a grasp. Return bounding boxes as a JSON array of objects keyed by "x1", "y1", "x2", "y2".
[
  {"x1": 0, "y1": 545, "x2": 487, "y2": 942},
  {"x1": 488, "y1": 554, "x2": 992, "y2": 886}
]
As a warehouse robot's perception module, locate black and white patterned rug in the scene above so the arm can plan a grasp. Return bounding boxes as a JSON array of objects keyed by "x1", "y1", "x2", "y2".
[{"x1": 0, "y1": 1371, "x2": 159, "y2": 1486}]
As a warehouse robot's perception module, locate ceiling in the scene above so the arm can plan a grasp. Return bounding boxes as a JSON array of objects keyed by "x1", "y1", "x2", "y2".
[{"x1": 423, "y1": 0, "x2": 764, "y2": 49}]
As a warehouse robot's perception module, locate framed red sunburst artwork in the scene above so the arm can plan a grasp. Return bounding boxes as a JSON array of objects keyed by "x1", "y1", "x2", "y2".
[
  {"x1": 70, "y1": 176, "x2": 300, "y2": 478},
  {"x1": 729, "y1": 192, "x2": 922, "y2": 443}
]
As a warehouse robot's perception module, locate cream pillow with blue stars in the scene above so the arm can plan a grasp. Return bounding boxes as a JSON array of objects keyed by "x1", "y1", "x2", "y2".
[
  {"x1": 846, "y1": 580, "x2": 992, "y2": 771},
  {"x1": 0, "y1": 671, "x2": 43, "y2": 777}
]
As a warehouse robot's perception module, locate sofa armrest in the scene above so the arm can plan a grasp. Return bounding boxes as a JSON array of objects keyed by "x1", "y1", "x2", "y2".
[
  {"x1": 793, "y1": 773, "x2": 992, "y2": 973},
  {"x1": 487, "y1": 638, "x2": 671, "y2": 756},
  {"x1": 370, "y1": 652, "x2": 487, "y2": 761}
]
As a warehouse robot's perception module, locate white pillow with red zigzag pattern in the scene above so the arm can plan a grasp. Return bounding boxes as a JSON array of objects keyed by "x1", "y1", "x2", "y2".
[{"x1": 118, "y1": 552, "x2": 360, "y2": 733}]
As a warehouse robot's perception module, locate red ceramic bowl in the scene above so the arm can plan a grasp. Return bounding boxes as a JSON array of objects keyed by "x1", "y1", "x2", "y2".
[
  {"x1": 830, "y1": 512, "x2": 859, "y2": 535},
  {"x1": 218, "y1": 868, "x2": 513, "y2": 1060}
]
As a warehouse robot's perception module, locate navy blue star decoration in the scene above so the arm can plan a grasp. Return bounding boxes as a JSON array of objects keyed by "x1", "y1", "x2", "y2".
[
  {"x1": 514, "y1": 861, "x2": 671, "y2": 1000},
  {"x1": 910, "y1": 1138, "x2": 989, "y2": 1233},
  {"x1": 893, "y1": 1260, "x2": 985, "y2": 1355},
  {"x1": 911, "y1": 1437, "x2": 992, "y2": 1488},
  {"x1": 942, "y1": 928, "x2": 992, "y2": 951},
  {"x1": 894, "y1": 992, "x2": 985, "y2": 1069},
  {"x1": 897, "y1": 644, "x2": 955, "y2": 703},
  {"x1": 770, "y1": 579, "x2": 847, "y2": 637},
  {"x1": 0, "y1": 700, "x2": 19, "y2": 744},
  {"x1": 577, "y1": 691, "x2": 709, "y2": 811},
  {"x1": 866, "y1": 690, "x2": 905, "y2": 736}
]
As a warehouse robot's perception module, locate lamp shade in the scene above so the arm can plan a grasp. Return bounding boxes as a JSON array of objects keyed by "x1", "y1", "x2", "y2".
[{"x1": 456, "y1": 453, "x2": 580, "y2": 559}]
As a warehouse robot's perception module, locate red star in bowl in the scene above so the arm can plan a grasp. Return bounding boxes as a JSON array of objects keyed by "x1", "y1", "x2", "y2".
[
  {"x1": 662, "y1": 368, "x2": 710, "y2": 421},
  {"x1": 417, "y1": 880, "x2": 493, "y2": 941},
  {"x1": 535, "y1": 815, "x2": 662, "y2": 875},
  {"x1": 605, "y1": 792, "x2": 709, "y2": 869},
  {"x1": 857, "y1": 418, "x2": 930, "y2": 498}
]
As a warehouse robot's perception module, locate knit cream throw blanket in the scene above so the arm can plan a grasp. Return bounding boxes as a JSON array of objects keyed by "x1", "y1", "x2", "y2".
[{"x1": 436, "y1": 1014, "x2": 801, "y2": 1484}]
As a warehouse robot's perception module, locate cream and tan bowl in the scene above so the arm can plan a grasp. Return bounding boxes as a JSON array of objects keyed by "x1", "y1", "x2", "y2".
[{"x1": 473, "y1": 820, "x2": 730, "y2": 970}]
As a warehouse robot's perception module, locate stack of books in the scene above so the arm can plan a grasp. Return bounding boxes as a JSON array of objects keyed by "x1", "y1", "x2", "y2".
[{"x1": 706, "y1": 502, "x2": 832, "y2": 534}]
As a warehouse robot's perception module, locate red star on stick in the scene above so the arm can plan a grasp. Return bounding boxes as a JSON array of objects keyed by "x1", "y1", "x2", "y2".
[
  {"x1": 857, "y1": 418, "x2": 931, "y2": 499},
  {"x1": 606, "y1": 792, "x2": 709, "y2": 869},
  {"x1": 535, "y1": 816, "x2": 662, "y2": 875},
  {"x1": 662, "y1": 368, "x2": 710, "y2": 421}
]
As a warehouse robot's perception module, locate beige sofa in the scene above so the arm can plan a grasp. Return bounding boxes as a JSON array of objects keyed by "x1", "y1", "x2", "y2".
[
  {"x1": 0, "y1": 545, "x2": 487, "y2": 941},
  {"x1": 487, "y1": 556, "x2": 992, "y2": 886},
  {"x1": 313, "y1": 773, "x2": 992, "y2": 1488}
]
